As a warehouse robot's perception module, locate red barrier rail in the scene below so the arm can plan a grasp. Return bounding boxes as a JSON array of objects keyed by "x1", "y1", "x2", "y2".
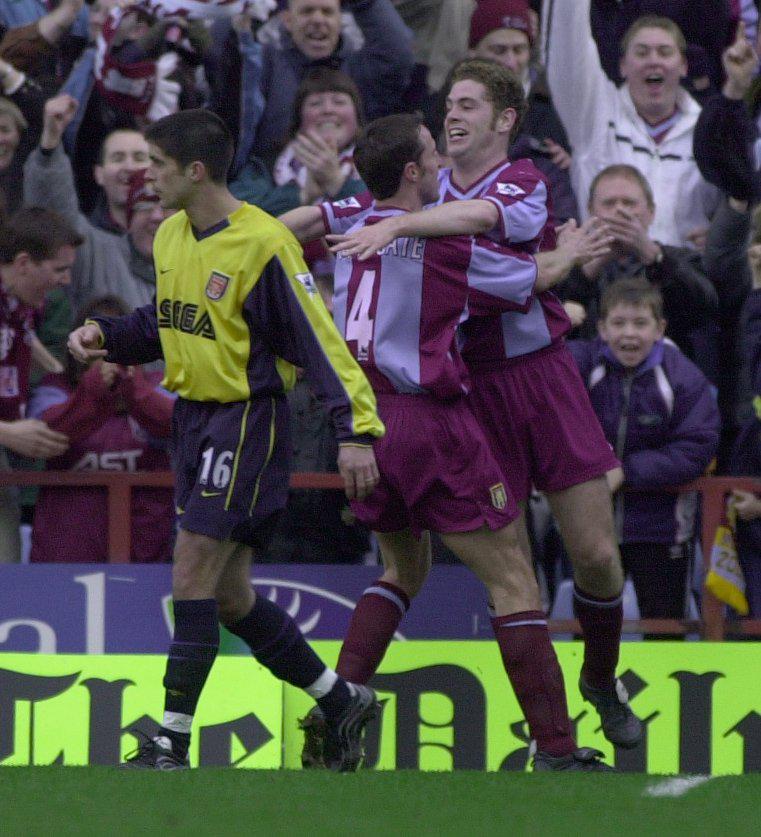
[{"x1": 1, "y1": 471, "x2": 760, "y2": 639}]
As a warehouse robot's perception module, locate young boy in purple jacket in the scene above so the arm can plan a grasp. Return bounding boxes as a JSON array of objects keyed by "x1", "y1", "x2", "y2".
[{"x1": 569, "y1": 278, "x2": 720, "y2": 623}]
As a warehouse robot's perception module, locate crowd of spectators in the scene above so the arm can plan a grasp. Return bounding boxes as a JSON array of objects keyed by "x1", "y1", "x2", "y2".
[{"x1": 1, "y1": 0, "x2": 761, "y2": 625}]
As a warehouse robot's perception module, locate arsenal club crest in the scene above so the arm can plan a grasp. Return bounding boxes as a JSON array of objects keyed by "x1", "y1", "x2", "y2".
[{"x1": 206, "y1": 270, "x2": 231, "y2": 300}]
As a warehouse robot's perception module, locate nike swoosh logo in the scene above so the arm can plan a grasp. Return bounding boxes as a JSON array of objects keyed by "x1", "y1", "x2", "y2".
[
  {"x1": 200, "y1": 489, "x2": 222, "y2": 498},
  {"x1": 159, "y1": 267, "x2": 174, "y2": 274}
]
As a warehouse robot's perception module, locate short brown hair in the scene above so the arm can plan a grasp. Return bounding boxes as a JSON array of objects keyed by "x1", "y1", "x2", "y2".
[
  {"x1": 600, "y1": 278, "x2": 664, "y2": 321},
  {"x1": 588, "y1": 164, "x2": 655, "y2": 211},
  {"x1": 145, "y1": 109, "x2": 233, "y2": 183},
  {"x1": 449, "y1": 57, "x2": 527, "y2": 140},
  {"x1": 353, "y1": 113, "x2": 425, "y2": 200},
  {"x1": 290, "y1": 68, "x2": 365, "y2": 138},
  {"x1": 0, "y1": 206, "x2": 82, "y2": 264},
  {"x1": 621, "y1": 15, "x2": 687, "y2": 58}
]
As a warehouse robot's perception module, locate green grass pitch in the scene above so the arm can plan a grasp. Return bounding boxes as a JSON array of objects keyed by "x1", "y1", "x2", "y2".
[{"x1": 2, "y1": 769, "x2": 760, "y2": 836}]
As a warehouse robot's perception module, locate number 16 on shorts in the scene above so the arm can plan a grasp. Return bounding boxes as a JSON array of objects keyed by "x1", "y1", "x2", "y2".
[{"x1": 199, "y1": 447, "x2": 234, "y2": 490}]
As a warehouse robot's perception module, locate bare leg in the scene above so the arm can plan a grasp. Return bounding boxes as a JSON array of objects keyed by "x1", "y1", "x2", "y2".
[
  {"x1": 376, "y1": 528, "x2": 432, "y2": 599},
  {"x1": 547, "y1": 477, "x2": 623, "y2": 598},
  {"x1": 172, "y1": 529, "x2": 240, "y2": 600},
  {"x1": 440, "y1": 523, "x2": 540, "y2": 615},
  {"x1": 214, "y1": 543, "x2": 254, "y2": 624},
  {"x1": 547, "y1": 477, "x2": 642, "y2": 748}
]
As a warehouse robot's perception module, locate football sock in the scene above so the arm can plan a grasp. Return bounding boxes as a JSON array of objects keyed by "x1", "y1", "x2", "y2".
[
  {"x1": 491, "y1": 610, "x2": 576, "y2": 757},
  {"x1": 159, "y1": 598, "x2": 219, "y2": 758},
  {"x1": 226, "y1": 594, "x2": 353, "y2": 718},
  {"x1": 336, "y1": 580, "x2": 410, "y2": 684},
  {"x1": 309, "y1": 670, "x2": 353, "y2": 720},
  {"x1": 573, "y1": 585, "x2": 623, "y2": 691}
]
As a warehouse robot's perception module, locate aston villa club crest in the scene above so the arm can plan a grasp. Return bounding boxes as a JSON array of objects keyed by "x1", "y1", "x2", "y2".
[
  {"x1": 489, "y1": 482, "x2": 507, "y2": 510},
  {"x1": 206, "y1": 270, "x2": 231, "y2": 300}
]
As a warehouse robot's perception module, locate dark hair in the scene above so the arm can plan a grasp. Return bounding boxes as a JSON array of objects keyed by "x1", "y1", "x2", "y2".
[
  {"x1": 290, "y1": 68, "x2": 365, "y2": 138},
  {"x1": 588, "y1": 163, "x2": 655, "y2": 210},
  {"x1": 620, "y1": 15, "x2": 687, "y2": 58},
  {"x1": 353, "y1": 113, "x2": 425, "y2": 200},
  {"x1": 448, "y1": 57, "x2": 528, "y2": 141},
  {"x1": 600, "y1": 278, "x2": 664, "y2": 320},
  {"x1": 97, "y1": 128, "x2": 145, "y2": 166},
  {"x1": 66, "y1": 294, "x2": 129, "y2": 387},
  {"x1": 0, "y1": 207, "x2": 82, "y2": 264},
  {"x1": 144, "y1": 109, "x2": 233, "y2": 182}
]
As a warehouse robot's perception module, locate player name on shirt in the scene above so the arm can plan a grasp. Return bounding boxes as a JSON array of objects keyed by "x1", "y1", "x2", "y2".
[
  {"x1": 324, "y1": 202, "x2": 536, "y2": 399},
  {"x1": 375, "y1": 235, "x2": 424, "y2": 260}
]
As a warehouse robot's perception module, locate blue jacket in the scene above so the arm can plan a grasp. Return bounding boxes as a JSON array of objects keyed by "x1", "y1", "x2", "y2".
[
  {"x1": 211, "y1": 0, "x2": 414, "y2": 176},
  {"x1": 569, "y1": 337, "x2": 720, "y2": 544},
  {"x1": 0, "y1": 0, "x2": 88, "y2": 35},
  {"x1": 59, "y1": 46, "x2": 97, "y2": 156}
]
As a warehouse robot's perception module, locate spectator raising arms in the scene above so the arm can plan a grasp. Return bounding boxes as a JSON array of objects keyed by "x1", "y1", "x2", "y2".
[
  {"x1": 28, "y1": 295, "x2": 175, "y2": 563},
  {"x1": 24, "y1": 94, "x2": 171, "y2": 313},
  {"x1": 542, "y1": 2, "x2": 717, "y2": 249}
]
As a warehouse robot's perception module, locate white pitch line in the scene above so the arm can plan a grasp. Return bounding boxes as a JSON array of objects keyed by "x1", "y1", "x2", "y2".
[{"x1": 643, "y1": 776, "x2": 713, "y2": 798}]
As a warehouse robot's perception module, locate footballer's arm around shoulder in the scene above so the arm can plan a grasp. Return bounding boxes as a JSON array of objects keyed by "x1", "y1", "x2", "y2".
[{"x1": 278, "y1": 206, "x2": 327, "y2": 244}]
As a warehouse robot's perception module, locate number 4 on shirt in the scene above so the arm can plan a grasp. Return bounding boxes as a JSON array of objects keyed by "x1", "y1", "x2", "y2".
[{"x1": 346, "y1": 269, "x2": 376, "y2": 362}]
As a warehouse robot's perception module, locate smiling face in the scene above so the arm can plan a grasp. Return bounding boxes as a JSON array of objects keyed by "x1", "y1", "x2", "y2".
[
  {"x1": 94, "y1": 130, "x2": 150, "y2": 211},
  {"x1": 620, "y1": 26, "x2": 687, "y2": 123},
  {"x1": 14, "y1": 246, "x2": 76, "y2": 307},
  {"x1": 0, "y1": 113, "x2": 20, "y2": 172},
  {"x1": 471, "y1": 28, "x2": 531, "y2": 79},
  {"x1": 284, "y1": 0, "x2": 342, "y2": 61},
  {"x1": 444, "y1": 79, "x2": 514, "y2": 167},
  {"x1": 599, "y1": 301, "x2": 665, "y2": 368},
  {"x1": 300, "y1": 90, "x2": 358, "y2": 150}
]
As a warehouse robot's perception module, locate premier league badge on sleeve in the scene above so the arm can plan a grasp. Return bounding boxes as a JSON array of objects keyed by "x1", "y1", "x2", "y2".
[
  {"x1": 295, "y1": 272, "x2": 318, "y2": 295},
  {"x1": 206, "y1": 270, "x2": 231, "y2": 300},
  {"x1": 496, "y1": 182, "x2": 526, "y2": 197}
]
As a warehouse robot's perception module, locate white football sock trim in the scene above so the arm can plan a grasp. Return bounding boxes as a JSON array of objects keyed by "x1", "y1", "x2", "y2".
[{"x1": 305, "y1": 667, "x2": 338, "y2": 698}]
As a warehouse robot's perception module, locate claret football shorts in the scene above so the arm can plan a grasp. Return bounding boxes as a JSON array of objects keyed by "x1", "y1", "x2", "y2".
[
  {"x1": 351, "y1": 392, "x2": 518, "y2": 537},
  {"x1": 467, "y1": 342, "x2": 619, "y2": 503}
]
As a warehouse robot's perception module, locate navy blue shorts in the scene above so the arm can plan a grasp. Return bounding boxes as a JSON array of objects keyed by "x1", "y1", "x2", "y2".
[{"x1": 172, "y1": 396, "x2": 290, "y2": 548}]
